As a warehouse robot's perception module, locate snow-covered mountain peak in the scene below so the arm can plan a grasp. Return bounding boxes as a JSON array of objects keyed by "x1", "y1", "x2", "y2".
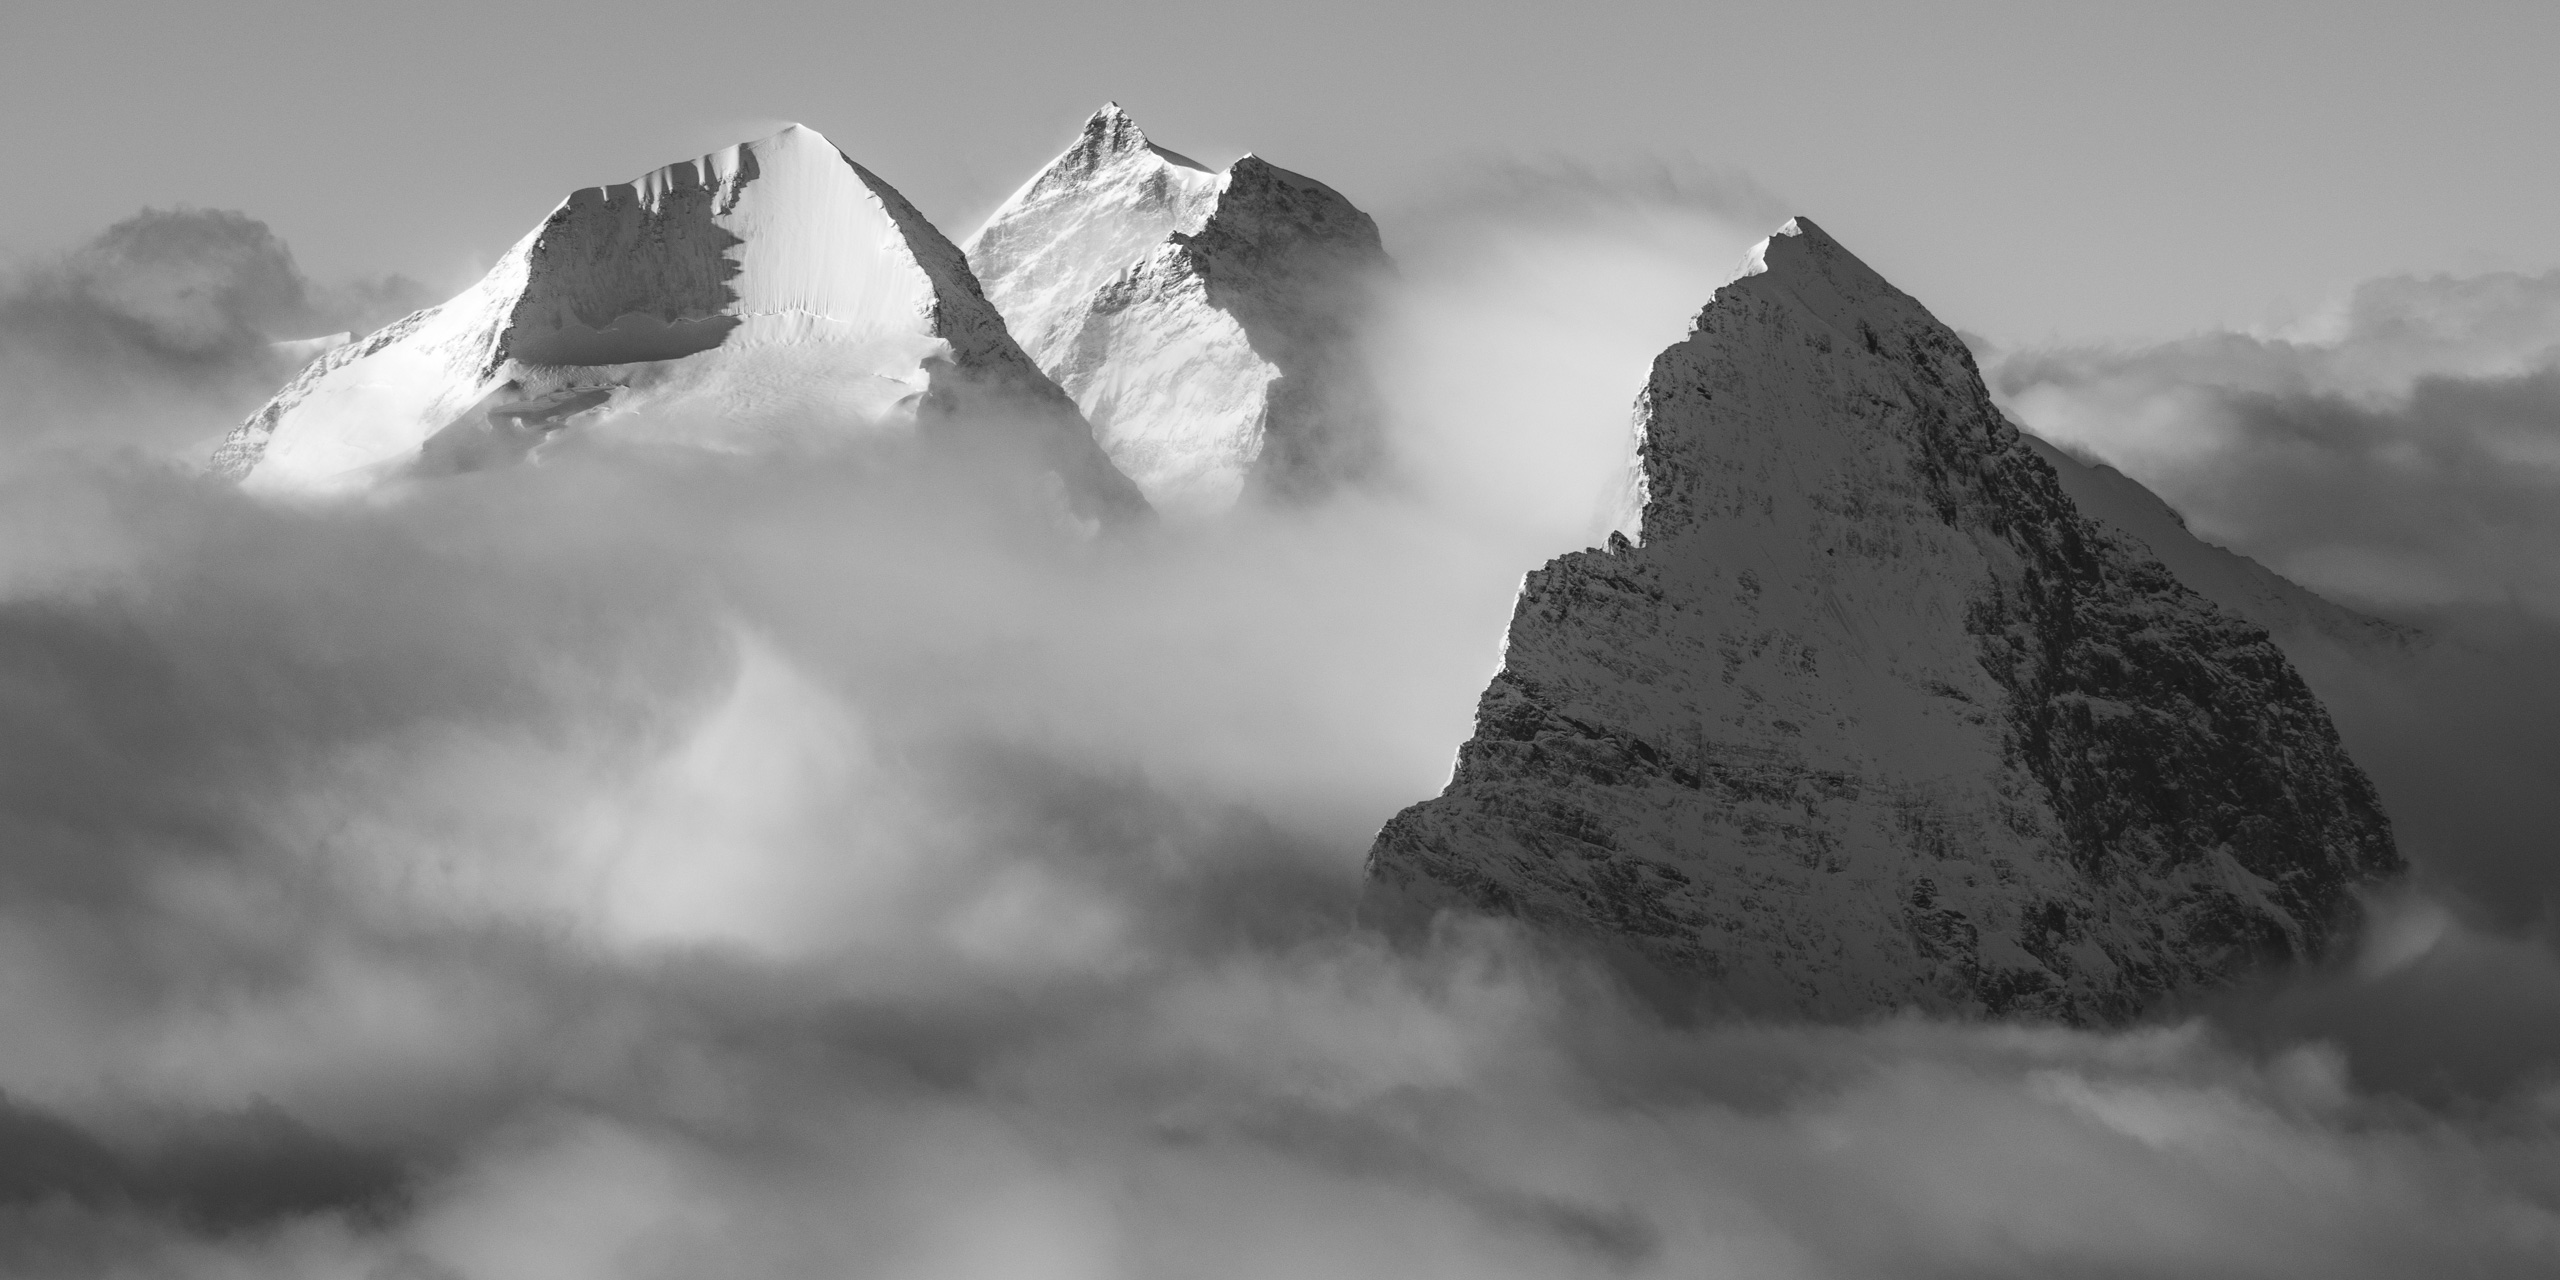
[
  {"x1": 495, "y1": 120, "x2": 959, "y2": 370},
  {"x1": 214, "y1": 124, "x2": 1147, "y2": 523},
  {"x1": 965, "y1": 110, "x2": 1386, "y2": 516},
  {"x1": 964, "y1": 107, "x2": 1224, "y2": 367},
  {"x1": 1055, "y1": 102, "x2": 1212, "y2": 180}
]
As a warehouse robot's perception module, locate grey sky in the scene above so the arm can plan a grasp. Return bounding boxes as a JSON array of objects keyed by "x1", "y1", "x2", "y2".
[{"x1": 6, "y1": 0, "x2": 2554, "y2": 344}]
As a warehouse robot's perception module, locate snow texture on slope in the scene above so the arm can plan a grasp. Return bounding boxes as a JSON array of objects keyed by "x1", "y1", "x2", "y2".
[
  {"x1": 1366, "y1": 219, "x2": 2402, "y2": 1026},
  {"x1": 966, "y1": 105, "x2": 1388, "y2": 517},
  {"x1": 213, "y1": 126, "x2": 1145, "y2": 524}
]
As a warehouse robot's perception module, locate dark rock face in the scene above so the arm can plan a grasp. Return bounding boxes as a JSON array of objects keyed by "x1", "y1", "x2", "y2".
[
  {"x1": 1177, "y1": 155, "x2": 1391, "y2": 502},
  {"x1": 1365, "y1": 219, "x2": 2399, "y2": 1025},
  {"x1": 501, "y1": 149, "x2": 750, "y2": 367}
]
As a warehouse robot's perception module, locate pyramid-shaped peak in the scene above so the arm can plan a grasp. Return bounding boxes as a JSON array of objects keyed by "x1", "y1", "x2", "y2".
[
  {"x1": 1716, "y1": 214, "x2": 1926, "y2": 345},
  {"x1": 1367, "y1": 213, "x2": 2398, "y2": 1024},
  {"x1": 756, "y1": 121, "x2": 839, "y2": 154},
  {"x1": 1081, "y1": 102, "x2": 1144, "y2": 150},
  {"x1": 218, "y1": 117, "x2": 1156, "y2": 526},
  {"x1": 1745, "y1": 216, "x2": 1876, "y2": 282},
  {"x1": 1058, "y1": 102, "x2": 1210, "y2": 175}
]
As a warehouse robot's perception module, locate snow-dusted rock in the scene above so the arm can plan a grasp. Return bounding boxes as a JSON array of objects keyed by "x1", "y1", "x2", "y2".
[
  {"x1": 965, "y1": 104, "x2": 1388, "y2": 517},
  {"x1": 214, "y1": 125, "x2": 1146, "y2": 523},
  {"x1": 1366, "y1": 219, "x2": 2401, "y2": 1025}
]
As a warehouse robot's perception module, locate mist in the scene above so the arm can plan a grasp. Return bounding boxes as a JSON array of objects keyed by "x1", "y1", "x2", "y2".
[
  {"x1": 0, "y1": 208, "x2": 427, "y2": 462},
  {"x1": 3, "y1": 192, "x2": 2559, "y2": 1278},
  {"x1": 1990, "y1": 268, "x2": 2560, "y2": 618}
]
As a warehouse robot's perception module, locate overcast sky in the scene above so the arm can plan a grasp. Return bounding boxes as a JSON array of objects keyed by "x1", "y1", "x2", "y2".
[{"x1": 6, "y1": 0, "x2": 2555, "y2": 344}]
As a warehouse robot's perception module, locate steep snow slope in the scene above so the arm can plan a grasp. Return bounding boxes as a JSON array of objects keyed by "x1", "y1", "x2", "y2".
[
  {"x1": 214, "y1": 125, "x2": 1145, "y2": 523},
  {"x1": 1367, "y1": 219, "x2": 2400, "y2": 1025},
  {"x1": 965, "y1": 105, "x2": 1388, "y2": 516}
]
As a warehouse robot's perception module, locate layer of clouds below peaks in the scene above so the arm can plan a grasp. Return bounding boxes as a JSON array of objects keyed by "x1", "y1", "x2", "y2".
[
  {"x1": 0, "y1": 193, "x2": 2555, "y2": 1277},
  {"x1": 0, "y1": 208, "x2": 430, "y2": 457},
  {"x1": 1990, "y1": 267, "x2": 2560, "y2": 617}
]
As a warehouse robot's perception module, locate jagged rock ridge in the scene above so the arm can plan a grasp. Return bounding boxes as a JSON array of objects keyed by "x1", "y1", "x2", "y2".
[
  {"x1": 965, "y1": 104, "x2": 1389, "y2": 516},
  {"x1": 1366, "y1": 219, "x2": 2401, "y2": 1025},
  {"x1": 214, "y1": 124, "x2": 1145, "y2": 523}
]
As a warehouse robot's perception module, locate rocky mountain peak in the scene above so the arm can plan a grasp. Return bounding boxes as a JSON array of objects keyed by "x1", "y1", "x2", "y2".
[
  {"x1": 1005, "y1": 103, "x2": 1213, "y2": 213},
  {"x1": 1365, "y1": 216, "x2": 2400, "y2": 1025}
]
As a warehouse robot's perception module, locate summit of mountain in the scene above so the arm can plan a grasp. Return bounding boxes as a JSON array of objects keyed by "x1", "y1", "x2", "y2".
[
  {"x1": 965, "y1": 105, "x2": 1390, "y2": 517},
  {"x1": 1365, "y1": 218, "x2": 2402, "y2": 1025},
  {"x1": 215, "y1": 124, "x2": 1146, "y2": 524}
]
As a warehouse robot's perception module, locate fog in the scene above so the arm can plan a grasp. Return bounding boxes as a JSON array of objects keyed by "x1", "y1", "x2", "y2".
[
  {"x1": 2, "y1": 201, "x2": 2558, "y2": 1277},
  {"x1": 0, "y1": 208, "x2": 425, "y2": 461}
]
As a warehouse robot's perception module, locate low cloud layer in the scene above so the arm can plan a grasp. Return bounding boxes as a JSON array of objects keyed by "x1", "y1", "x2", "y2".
[
  {"x1": 0, "y1": 197, "x2": 2557, "y2": 1277},
  {"x1": 1992, "y1": 268, "x2": 2560, "y2": 616},
  {"x1": 0, "y1": 208, "x2": 428, "y2": 457}
]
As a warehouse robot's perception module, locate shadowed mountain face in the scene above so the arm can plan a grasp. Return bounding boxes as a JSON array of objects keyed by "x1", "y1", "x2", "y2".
[
  {"x1": 501, "y1": 149, "x2": 750, "y2": 366},
  {"x1": 1366, "y1": 219, "x2": 2400, "y2": 1026},
  {"x1": 966, "y1": 105, "x2": 1389, "y2": 517}
]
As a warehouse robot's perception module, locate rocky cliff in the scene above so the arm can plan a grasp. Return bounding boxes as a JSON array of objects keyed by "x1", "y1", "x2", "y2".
[{"x1": 1366, "y1": 219, "x2": 2401, "y2": 1024}]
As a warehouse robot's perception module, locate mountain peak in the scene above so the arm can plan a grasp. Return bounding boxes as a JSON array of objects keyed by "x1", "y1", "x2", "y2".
[
  {"x1": 966, "y1": 113, "x2": 1387, "y2": 516},
  {"x1": 214, "y1": 124, "x2": 1147, "y2": 523},
  {"x1": 755, "y1": 122, "x2": 839, "y2": 158},
  {"x1": 1712, "y1": 215, "x2": 1923, "y2": 350},
  {"x1": 1050, "y1": 102, "x2": 1207, "y2": 179},
  {"x1": 1080, "y1": 101, "x2": 1146, "y2": 154},
  {"x1": 1367, "y1": 208, "x2": 2398, "y2": 1024}
]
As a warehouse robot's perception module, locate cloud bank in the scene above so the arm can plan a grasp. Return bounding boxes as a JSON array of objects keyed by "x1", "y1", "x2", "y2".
[
  {"x1": 1992, "y1": 268, "x2": 2560, "y2": 616},
  {"x1": 0, "y1": 195, "x2": 2556, "y2": 1278},
  {"x1": 0, "y1": 208, "x2": 427, "y2": 458}
]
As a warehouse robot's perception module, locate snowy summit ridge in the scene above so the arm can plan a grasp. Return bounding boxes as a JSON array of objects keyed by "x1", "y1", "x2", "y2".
[
  {"x1": 1367, "y1": 218, "x2": 2401, "y2": 1025},
  {"x1": 965, "y1": 104, "x2": 1389, "y2": 516},
  {"x1": 214, "y1": 124, "x2": 1145, "y2": 521}
]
